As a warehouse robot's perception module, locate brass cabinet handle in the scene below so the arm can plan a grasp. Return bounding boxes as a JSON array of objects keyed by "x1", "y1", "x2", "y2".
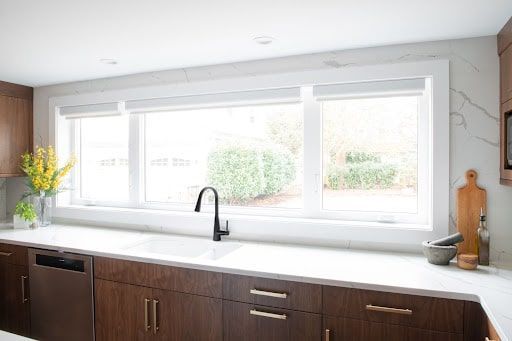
[
  {"x1": 144, "y1": 298, "x2": 151, "y2": 331},
  {"x1": 485, "y1": 338, "x2": 496, "y2": 341},
  {"x1": 250, "y1": 288, "x2": 288, "y2": 299},
  {"x1": 20, "y1": 276, "x2": 28, "y2": 303},
  {"x1": 0, "y1": 251, "x2": 13, "y2": 257},
  {"x1": 325, "y1": 329, "x2": 330, "y2": 341},
  {"x1": 249, "y1": 309, "x2": 287, "y2": 320},
  {"x1": 152, "y1": 299, "x2": 159, "y2": 334},
  {"x1": 366, "y1": 304, "x2": 412, "y2": 315}
]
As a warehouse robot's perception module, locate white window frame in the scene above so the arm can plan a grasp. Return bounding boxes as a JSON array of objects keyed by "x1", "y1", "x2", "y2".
[{"x1": 49, "y1": 60, "x2": 449, "y2": 248}]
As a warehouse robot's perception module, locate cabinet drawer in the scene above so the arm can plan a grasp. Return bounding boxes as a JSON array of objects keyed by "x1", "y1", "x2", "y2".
[
  {"x1": 223, "y1": 273, "x2": 322, "y2": 313},
  {"x1": 323, "y1": 316, "x2": 463, "y2": 341},
  {"x1": 223, "y1": 300, "x2": 321, "y2": 341},
  {"x1": 0, "y1": 243, "x2": 28, "y2": 266},
  {"x1": 323, "y1": 286, "x2": 464, "y2": 333},
  {"x1": 94, "y1": 257, "x2": 222, "y2": 298}
]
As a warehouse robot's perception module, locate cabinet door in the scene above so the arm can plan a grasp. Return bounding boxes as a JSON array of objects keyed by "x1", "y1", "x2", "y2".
[
  {"x1": 0, "y1": 95, "x2": 32, "y2": 176},
  {"x1": 151, "y1": 288, "x2": 222, "y2": 341},
  {"x1": 501, "y1": 47, "x2": 512, "y2": 104},
  {"x1": 323, "y1": 316, "x2": 462, "y2": 341},
  {"x1": 223, "y1": 300, "x2": 321, "y2": 341},
  {"x1": 0, "y1": 262, "x2": 30, "y2": 336},
  {"x1": 95, "y1": 279, "x2": 153, "y2": 341}
]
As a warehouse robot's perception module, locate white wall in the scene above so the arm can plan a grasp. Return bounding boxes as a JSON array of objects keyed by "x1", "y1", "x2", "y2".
[{"x1": 7, "y1": 36, "x2": 512, "y2": 264}]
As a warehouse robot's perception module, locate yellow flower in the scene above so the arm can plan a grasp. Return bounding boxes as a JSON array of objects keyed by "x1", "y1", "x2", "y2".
[{"x1": 20, "y1": 146, "x2": 76, "y2": 195}]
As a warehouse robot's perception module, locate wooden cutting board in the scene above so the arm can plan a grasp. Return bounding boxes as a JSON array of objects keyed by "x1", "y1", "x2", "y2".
[{"x1": 457, "y1": 170, "x2": 486, "y2": 254}]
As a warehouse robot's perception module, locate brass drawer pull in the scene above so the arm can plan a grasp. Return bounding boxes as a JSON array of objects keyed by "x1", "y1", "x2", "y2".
[
  {"x1": 20, "y1": 276, "x2": 28, "y2": 303},
  {"x1": 0, "y1": 251, "x2": 13, "y2": 257},
  {"x1": 366, "y1": 304, "x2": 413, "y2": 315},
  {"x1": 250, "y1": 309, "x2": 287, "y2": 320},
  {"x1": 152, "y1": 299, "x2": 159, "y2": 334},
  {"x1": 250, "y1": 289, "x2": 288, "y2": 299},
  {"x1": 485, "y1": 338, "x2": 496, "y2": 341},
  {"x1": 144, "y1": 298, "x2": 151, "y2": 331},
  {"x1": 325, "y1": 329, "x2": 330, "y2": 341}
]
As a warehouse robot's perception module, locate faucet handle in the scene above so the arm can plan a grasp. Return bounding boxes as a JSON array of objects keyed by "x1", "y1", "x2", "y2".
[{"x1": 217, "y1": 220, "x2": 229, "y2": 236}]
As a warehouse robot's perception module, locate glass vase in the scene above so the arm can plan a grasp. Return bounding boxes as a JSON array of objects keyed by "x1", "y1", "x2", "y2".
[{"x1": 33, "y1": 191, "x2": 52, "y2": 227}]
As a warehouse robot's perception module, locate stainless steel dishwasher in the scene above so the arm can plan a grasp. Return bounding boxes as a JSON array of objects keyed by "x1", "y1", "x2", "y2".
[{"x1": 28, "y1": 248, "x2": 95, "y2": 341}]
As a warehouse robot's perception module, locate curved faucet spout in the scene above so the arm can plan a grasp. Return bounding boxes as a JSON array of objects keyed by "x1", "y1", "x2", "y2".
[{"x1": 194, "y1": 187, "x2": 229, "y2": 241}]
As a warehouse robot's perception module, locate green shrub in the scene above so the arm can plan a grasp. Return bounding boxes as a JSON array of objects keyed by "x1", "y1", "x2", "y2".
[
  {"x1": 346, "y1": 151, "x2": 380, "y2": 164},
  {"x1": 343, "y1": 161, "x2": 397, "y2": 189},
  {"x1": 207, "y1": 145, "x2": 264, "y2": 204},
  {"x1": 207, "y1": 144, "x2": 296, "y2": 203},
  {"x1": 326, "y1": 164, "x2": 343, "y2": 190},
  {"x1": 261, "y1": 148, "x2": 295, "y2": 196}
]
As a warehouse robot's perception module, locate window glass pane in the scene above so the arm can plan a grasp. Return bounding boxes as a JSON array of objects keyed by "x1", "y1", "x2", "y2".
[
  {"x1": 322, "y1": 96, "x2": 418, "y2": 213},
  {"x1": 80, "y1": 115, "x2": 129, "y2": 201},
  {"x1": 145, "y1": 103, "x2": 303, "y2": 208}
]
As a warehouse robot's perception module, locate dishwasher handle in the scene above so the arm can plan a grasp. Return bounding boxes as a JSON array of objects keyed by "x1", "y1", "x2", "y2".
[{"x1": 35, "y1": 254, "x2": 86, "y2": 273}]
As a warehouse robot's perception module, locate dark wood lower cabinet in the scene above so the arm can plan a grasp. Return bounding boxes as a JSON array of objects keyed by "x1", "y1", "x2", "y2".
[
  {"x1": 152, "y1": 288, "x2": 222, "y2": 341},
  {"x1": 95, "y1": 279, "x2": 222, "y2": 341},
  {"x1": 223, "y1": 300, "x2": 321, "y2": 341},
  {"x1": 324, "y1": 316, "x2": 463, "y2": 341},
  {"x1": 95, "y1": 279, "x2": 153, "y2": 341},
  {"x1": 463, "y1": 301, "x2": 502, "y2": 341},
  {"x1": 323, "y1": 285, "x2": 464, "y2": 334},
  {"x1": 0, "y1": 247, "x2": 502, "y2": 341},
  {"x1": 0, "y1": 258, "x2": 30, "y2": 337}
]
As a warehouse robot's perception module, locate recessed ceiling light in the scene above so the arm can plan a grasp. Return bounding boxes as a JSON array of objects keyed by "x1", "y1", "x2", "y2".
[
  {"x1": 99, "y1": 58, "x2": 118, "y2": 65},
  {"x1": 253, "y1": 36, "x2": 274, "y2": 45}
]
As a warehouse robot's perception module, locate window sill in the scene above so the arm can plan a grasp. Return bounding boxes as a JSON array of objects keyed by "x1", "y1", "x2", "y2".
[{"x1": 53, "y1": 204, "x2": 445, "y2": 252}]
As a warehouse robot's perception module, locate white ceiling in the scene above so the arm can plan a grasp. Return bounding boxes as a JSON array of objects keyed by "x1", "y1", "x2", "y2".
[{"x1": 1, "y1": 0, "x2": 511, "y2": 87}]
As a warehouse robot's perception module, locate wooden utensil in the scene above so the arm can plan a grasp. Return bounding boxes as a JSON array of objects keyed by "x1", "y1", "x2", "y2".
[
  {"x1": 457, "y1": 253, "x2": 478, "y2": 270},
  {"x1": 456, "y1": 170, "x2": 487, "y2": 254}
]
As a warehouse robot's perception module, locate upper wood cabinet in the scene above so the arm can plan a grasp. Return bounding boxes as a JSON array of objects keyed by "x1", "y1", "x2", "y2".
[
  {"x1": 0, "y1": 80, "x2": 33, "y2": 177},
  {"x1": 498, "y1": 17, "x2": 512, "y2": 56},
  {"x1": 498, "y1": 17, "x2": 512, "y2": 186},
  {"x1": 501, "y1": 47, "x2": 512, "y2": 104}
]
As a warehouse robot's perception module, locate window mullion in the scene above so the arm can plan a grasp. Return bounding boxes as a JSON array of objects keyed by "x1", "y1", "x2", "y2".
[
  {"x1": 128, "y1": 112, "x2": 142, "y2": 207},
  {"x1": 302, "y1": 86, "x2": 322, "y2": 218}
]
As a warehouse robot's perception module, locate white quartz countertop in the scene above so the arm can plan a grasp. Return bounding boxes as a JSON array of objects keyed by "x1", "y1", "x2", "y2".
[
  {"x1": 0, "y1": 331, "x2": 35, "y2": 341},
  {"x1": 1, "y1": 224, "x2": 511, "y2": 340}
]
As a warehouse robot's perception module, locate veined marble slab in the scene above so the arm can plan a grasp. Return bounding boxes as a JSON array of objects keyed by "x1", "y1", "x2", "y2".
[{"x1": 0, "y1": 224, "x2": 511, "y2": 340}]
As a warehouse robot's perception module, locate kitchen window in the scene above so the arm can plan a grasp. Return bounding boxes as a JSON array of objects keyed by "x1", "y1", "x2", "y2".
[
  {"x1": 52, "y1": 61, "x2": 449, "y2": 243},
  {"x1": 78, "y1": 115, "x2": 129, "y2": 202},
  {"x1": 144, "y1": 104, "x2": 303, "y2": 207},
  {"x1": 61, "y1": 80, "x2": 429, "y2": 224}
]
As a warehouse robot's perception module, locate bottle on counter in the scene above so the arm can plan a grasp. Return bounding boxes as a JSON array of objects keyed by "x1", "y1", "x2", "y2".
[{"x1": 477, "y1": 207, "x2": 490, "y2": 266}]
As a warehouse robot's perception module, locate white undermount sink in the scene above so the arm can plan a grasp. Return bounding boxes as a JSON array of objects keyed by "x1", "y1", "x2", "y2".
[{"x1": 124, "y1": 236, "x2": 242, "y2": 260}]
